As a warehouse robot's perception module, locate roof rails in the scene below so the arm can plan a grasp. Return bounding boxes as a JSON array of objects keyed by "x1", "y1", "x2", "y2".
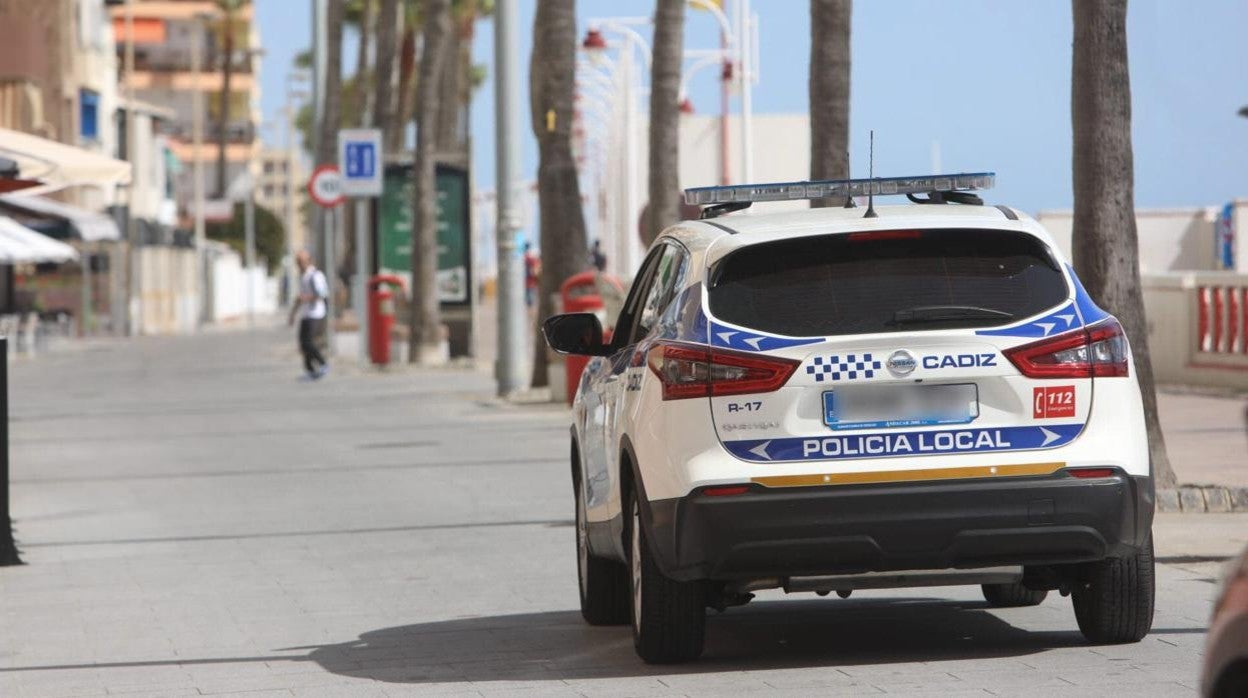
[{"x1": 685, "y1": 172, "x2": 996, "y2": 219}]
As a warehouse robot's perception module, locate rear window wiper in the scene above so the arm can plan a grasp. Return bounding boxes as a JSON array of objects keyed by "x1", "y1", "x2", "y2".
[{"x1": 888, "y1": 305, "x2": 1015, "y2": 325}]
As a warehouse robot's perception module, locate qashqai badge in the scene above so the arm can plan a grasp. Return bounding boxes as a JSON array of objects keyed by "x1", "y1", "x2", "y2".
[{"x1": 886, "y1": 349, "x2": 917, "y2": 376}]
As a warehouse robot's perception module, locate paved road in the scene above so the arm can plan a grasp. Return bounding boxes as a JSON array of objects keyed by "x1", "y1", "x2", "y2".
[{"x1": 0, "y1": 328, "x2": 1237, "y2": 696}]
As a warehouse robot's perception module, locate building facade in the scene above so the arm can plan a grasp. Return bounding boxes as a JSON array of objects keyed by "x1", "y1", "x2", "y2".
[
  {"x1": 255, "y1": 147, "x2": 307, "y2": 256},
  {"x1": 109, "y1": 0, "x2": 263, "y2": 211},
  {"x1": 0, "y1": 0, "x2": 121, "y2": 208}
]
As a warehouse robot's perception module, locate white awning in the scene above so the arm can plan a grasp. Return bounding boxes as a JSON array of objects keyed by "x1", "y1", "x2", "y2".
[
  {"x1": 0, "y1": 127, "x2": 131, "y2": 193},
  {"x1": 0, "y1": 217, "x2": 79, "y2": 263},
  {"x1": 0, "y1": 194, "x2": 121, "y2": 241}
]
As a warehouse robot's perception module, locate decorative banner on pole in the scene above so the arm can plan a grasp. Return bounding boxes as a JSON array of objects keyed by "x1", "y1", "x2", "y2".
[
  {"x1": 1216, "y1": 202, "x2": 1235, "y2": 271},
  {"x1": 338, "y1": 129, "x2": 383, "y2": 197}
]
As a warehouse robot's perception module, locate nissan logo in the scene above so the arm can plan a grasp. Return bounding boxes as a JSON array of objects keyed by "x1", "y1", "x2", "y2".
[{"x1": 886, "y1": 349, "x2": 917, "y2": 376}]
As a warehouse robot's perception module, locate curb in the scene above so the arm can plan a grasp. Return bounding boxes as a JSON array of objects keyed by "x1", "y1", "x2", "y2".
[{"x1": 1157, "y1": 486, "x2": 1248, "y2": 513}]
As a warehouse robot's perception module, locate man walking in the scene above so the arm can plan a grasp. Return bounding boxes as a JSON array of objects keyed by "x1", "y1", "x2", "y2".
[{"x1": 288, "y1": 250, "x2": 329, "y2": 379}]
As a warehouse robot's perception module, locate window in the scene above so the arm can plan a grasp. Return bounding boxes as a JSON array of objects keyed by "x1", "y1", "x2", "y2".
[
  {"x1": 709, "y1": 229, "x2": 1068, "y2": 337},
  {"x1": 631, "y1": 243, "x2": 685, "y2": 344},
  {"x1": 79, "y1": 89, "x2": 99, "y2": 143}
]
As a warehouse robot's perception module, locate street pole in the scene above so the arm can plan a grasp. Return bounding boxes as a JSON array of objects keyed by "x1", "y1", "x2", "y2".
[
  {"x1": 312, "y1": 0, "x2": 328, "y2": 265},
  {"x1": 283, "y1": 101, "x2": 296, "y2": 305},
  {"x1": 354, "y1": 199, "x2": 368, "y2": 364},
  {"x1": 125, "y1": 0, "x2": 139, "y2": 335},
  {"x1": 737, "y1": 0, "x2": 754, "y2": 183},
  {"x1": 192, "y1": 15, "x2": 207, "y2": 325},
  {"x1": 494, "y1": 0, "x2": 526, "y2": 396},
  {"x1": 0, "y1": 337, "x2": 19, "y2": 566},
  {"x1": 324, "y1": 207, "x2": 336, "y2": 356},
  {"x1": 244, "y1": 185, "x2": 256, "y2": 328},
  {"x1": 622, "y1": 52, "x2": 638, "y2": 276}
]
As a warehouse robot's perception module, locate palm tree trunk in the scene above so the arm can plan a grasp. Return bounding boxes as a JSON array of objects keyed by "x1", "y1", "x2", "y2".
[
  {"x1": 644, "y1": 0, "x2": 685, "y2": 245},
  {"x1": 314, "y1": 0, "x2": 345, "y2": 265},
  {"x1": 394, "y1": 23, "x2": 418, "y2": 152},
  {"x1": 809, "y1": 0, "x2": 851, "y2": 207},
  {"x1": 214, "y1": 7, "x2": 235, "y2": 197},
  {"x1": 529, "y1": 0, "x2": 589, "y2": 387},
  {"x1": 355, "y1": 0, "x2": 375, "y2": 125},
  {"x1": 1071, "y1": 0, "x2": 1175, "y2": 488},
  {"x1": 435, "y1": 14, "x2": 463, "y2": 159},
  {"x1": 373, "y1": 0, "x2": 400, "y2": 150},
  {"x1": 408, "y1": 0, "x2": 452, "y2": 364}
]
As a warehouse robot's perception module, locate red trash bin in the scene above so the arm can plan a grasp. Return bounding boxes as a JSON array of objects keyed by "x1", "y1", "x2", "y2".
[
  {"x1": 560, "y1": 271, "x2": 623, "y2": 403},
  {"x1": 368, "y1": 275, "x2": 406, "y2": 365}
]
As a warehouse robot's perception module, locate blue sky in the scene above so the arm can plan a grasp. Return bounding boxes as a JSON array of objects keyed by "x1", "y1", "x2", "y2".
[{"x1": 258, "y1": 0, "x2": 1248, "y2": 214}]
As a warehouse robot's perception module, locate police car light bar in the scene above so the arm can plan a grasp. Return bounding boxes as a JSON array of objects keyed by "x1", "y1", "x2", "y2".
[{"x1": 682, "y1": 172, "x2": 995, "y2": 206}]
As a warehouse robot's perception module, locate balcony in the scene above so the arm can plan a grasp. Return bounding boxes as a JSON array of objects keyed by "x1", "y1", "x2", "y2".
[
  {"x1": 131, "y1": 45, "x2": 256, "y2": 74},
  {"x1": 164, "y1": 121, "x2": 256, "y2": 144}
]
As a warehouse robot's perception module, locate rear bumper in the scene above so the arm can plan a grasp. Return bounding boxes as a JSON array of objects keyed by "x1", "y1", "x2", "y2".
[{"x1": 644, "y1": 472, "x2": 1153, "y2": 582}]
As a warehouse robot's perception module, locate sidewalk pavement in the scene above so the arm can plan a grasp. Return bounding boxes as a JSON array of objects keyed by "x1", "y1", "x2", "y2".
[
  {"x1": 0, "y1": 327, "x2": 1243, "y2": 696},
  {"x1": 1157, "y1": 389, "x2": 1248, "y2": 487}
]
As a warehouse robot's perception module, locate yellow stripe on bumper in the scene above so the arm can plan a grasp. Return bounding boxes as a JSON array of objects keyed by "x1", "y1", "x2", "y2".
[{"x1": 751, "y1": 461, "x2": 1066, "y2": 488}]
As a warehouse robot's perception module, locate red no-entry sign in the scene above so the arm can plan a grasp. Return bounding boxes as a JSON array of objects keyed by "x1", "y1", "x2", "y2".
[{"x1": 307, "y1": 164, "x2": 345, "y2": 208}]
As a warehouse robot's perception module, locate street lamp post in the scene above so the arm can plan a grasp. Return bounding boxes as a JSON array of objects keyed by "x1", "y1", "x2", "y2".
[
  {"x1": 284, "y1": 71, "x2": 310, "y2": 307},
  {"x1": 578, "y1": 2, "x2": 758, "y2": 274},
  {"x1": 582, "y1": 21, "x2": 651, "y2": 278},
  {"x1": 493, "y1": 0, "x2": 526, "y2": 397},
  {"x1": 192, "y1": 13, "x2": 210, "y2": 327}
]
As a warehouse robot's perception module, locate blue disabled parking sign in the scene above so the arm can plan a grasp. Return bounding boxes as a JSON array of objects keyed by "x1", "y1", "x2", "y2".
[{"x1": 337, "y1": 128, "x2": 383, "y2": 197}]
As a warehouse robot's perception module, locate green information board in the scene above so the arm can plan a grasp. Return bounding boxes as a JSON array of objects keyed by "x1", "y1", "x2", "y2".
[{"x1": 378, "y1": 163, "x2": 471, "y2": 305}]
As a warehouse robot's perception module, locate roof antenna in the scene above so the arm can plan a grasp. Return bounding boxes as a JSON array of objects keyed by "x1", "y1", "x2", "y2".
[
  {"x1": 863, "y1": 130, "x2": 878, "y2": 219},
  {"x1": 841, "y1": 147, "x2": 856, "y2": 208}
]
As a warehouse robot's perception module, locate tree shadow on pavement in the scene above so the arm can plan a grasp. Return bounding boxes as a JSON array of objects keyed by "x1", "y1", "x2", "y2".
[{"x1": 302, "y1": 596, "x2": 1093, "y2": 684}]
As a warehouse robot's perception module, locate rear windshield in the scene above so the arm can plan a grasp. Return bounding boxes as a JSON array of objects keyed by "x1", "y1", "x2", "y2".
[{"x1": 708, "y1": 229, "x2": 1068, "y2": 337}]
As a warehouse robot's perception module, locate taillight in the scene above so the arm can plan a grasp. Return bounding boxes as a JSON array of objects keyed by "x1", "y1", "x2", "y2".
[
  {"x1": 846, "y1": 230, "x2": 922, "y2": 242},
  {"x1": 700, "y1": 485, "x2": 751, "y2": 497},
  {"x1": 646, "y1": 342, "x2": 799, "y2": 400},
  {"x1": 1004, "y1": 319, "x2": 1129, "y2": 378},
  {"x1": 1067, "y1": 467, "x2": 1116, "y2": 479}
]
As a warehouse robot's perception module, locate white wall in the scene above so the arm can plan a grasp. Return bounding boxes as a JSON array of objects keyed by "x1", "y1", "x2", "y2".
[
  {"x1": 209, "y1": 247, "x2": 278, "y2": 322},
  {"x1": 135, "y1": 246, "x2": 198, "y2": 335},
  {"x1": 679, "y1": 113, "x2": 811, "y2": 202},
  {"x1": 1037, "y1": 200, "x2": 1248, "y2": 274},
  {"x1": 1143, "y1": 272, "x2": 1248, "y2": 390}
]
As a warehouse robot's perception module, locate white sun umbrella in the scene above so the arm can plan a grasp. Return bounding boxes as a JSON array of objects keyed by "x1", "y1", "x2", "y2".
[{"x1": 0, "y1": 217, "x2": 79, "y2": 264}]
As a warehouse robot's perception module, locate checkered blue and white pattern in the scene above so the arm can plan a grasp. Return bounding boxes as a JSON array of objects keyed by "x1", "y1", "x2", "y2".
[{"x1": 805, "y1": 353, "x2": 882, "y2": 382}]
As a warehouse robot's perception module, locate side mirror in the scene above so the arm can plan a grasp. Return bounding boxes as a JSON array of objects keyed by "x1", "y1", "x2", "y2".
[{"x1": 543, "y1": 313, "x2": 609, "y2": 356}]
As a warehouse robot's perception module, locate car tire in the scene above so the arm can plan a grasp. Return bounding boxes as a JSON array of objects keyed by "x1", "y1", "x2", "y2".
[
  {"x1": 627, "y1": 489, "x2": 705, "y2": 663},
  {"x1": 981, "y1": 582, "x2": 1048, "y2": 608},
  {"x1": 1072, "y1": 533, "x2": 1155, "y2": 644},
  {"x1": 574, "y1": 475, "x2": 629, "y2": 626}
]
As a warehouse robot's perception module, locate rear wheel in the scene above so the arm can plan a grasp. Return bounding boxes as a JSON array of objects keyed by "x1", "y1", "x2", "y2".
[
  {"x1": 575, "y1": 478, "x2": 629, "y2": 625},
  {"x1": 982, "y1": 582, "x2": 1048, "y2": 608},
  {"x1": 1072, "y1": 534, "x2": 1155, "y2": 644},
  {"x1": 628, "y1": 489, "x2": 706, "y2": 663}
]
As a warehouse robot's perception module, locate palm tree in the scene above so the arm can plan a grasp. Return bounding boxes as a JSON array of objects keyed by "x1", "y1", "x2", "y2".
[
  {"x1": 1071, "y1": 0, "x2": 1175, "y2": 488},
  {"x1": 313, "y1": 0, "x2": 345, "y2": 264},
  {"x1": 347, "y1": 0, "x2": 376, "y2": 125},
  {"x1": 394, "y1": 1, "x2": 422, "y2": 153},
  {"x1": 528, "y1": 0, "x2": 588, "y2": 386},
  {"x1": 408, "y1": 0, "x2": 453, "y2": 364},
  {"x1": 644, "y1": 0, "x2": 685, "y2": 245},
  {"x1": 373, "y1": 0, "x2": 401, "y2": 147},
  {"x1": 809, "y1": 0, "x2": 850, "y2": 207},
  {"x1": 213, "y1": 0, "x2": 249, "y2": 198}
]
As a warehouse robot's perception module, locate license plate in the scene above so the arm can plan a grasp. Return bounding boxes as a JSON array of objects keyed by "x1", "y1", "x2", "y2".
[{"x1": 823, "y1": 383, "x2": 979, "y2": 430}]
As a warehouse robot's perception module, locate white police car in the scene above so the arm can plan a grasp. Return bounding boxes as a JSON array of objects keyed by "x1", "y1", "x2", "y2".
[{"x1": 543, "y1": 173, "x2": 1154, "y2": 664}]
